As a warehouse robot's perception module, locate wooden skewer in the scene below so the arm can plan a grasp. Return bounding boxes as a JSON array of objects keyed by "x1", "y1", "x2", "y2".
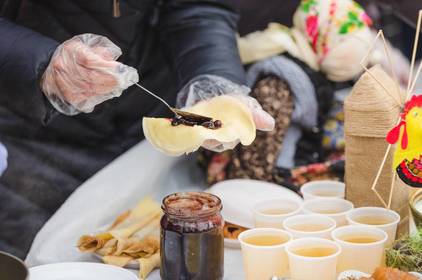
[
  {"x1": 373, "y1": 188, "x2": 389, "y2": 209},
  {"x1": 406, "y1": 10, "x2": 422, "y2": 99},
  {"x1": 359, "y1": 30, "x2": 402, "y2": 106},
  {"x1": 408, "y1": 59, "x2": 422, "y2": 97},
  {"x1": 359, "y1": 29, "x2": 402, "y2": 208},
  {"x1": 379, "y1": 31, "x2": 401, "y2": 103},
  {"x1": 387, "y1": 173, "x2": 397, "y2": 209},
  {"x1": 371, "y1": 143, "x2": 393, "y2": 193}
]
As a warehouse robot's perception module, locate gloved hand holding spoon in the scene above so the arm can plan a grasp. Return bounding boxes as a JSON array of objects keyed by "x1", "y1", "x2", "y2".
[{"x1": 41, "y1": 34, "x2": 274, "y2": 154}]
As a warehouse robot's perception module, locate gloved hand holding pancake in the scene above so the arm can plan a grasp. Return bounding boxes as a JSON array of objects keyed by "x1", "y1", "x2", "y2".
[{"x1": 142, "y1": 75, "x2": 275, "y2": 156}]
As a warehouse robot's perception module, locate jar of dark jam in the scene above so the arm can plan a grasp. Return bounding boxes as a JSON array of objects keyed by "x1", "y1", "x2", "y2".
[{"x1": 160, "y1": 192, "x2": 224, "y2": 280}]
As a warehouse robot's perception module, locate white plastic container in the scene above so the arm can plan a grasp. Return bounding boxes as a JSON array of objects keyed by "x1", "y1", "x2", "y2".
[
  {"x1": 346, "y1": 207, "x2": 400, "y2": 246},
  {"x1": 302, "y1": 198, "x2": 354, "y2": 227},
  {"x1": 286, "y1": 237, "x2": 341, "y2": 280},
  {"x1": 331, "y1": 225, "x2": 388, "y2": 273},
  {"x1": 238, "y1": 228, "x2": 292, "y2": 280},
  {"x1": 301, "y1": 180, "x2": 345, "y2": 200},
  {"x1": 283, "y1": 214, "x2": 337, "y2": 239},
  {"x1": 253, "y1": 198, "x2": 302, "y2": 229}
]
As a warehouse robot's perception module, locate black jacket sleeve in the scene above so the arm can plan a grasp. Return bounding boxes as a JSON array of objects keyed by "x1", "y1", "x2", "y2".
[
  {"x1": 158, "y1": 0, "x2": 246, "y2": 89},
  {"x1": 0, "y1": 17, "x2": 59, "y2": 125}
]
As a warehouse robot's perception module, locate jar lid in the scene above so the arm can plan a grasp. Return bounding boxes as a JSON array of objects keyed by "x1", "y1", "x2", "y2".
[{"x1": 162, "y1": 192, "x2": 222, "y2": 218}]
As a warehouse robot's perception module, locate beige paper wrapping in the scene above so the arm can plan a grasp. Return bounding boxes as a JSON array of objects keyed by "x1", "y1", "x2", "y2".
[{"x1": 345, "y1": 65, "x2": 409, "y2": 237}]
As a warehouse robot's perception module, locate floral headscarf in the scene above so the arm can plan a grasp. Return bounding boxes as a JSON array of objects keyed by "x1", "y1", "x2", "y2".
[
  {"x1": 293, "y1": 0, "x2": 373, "y2": 81},
  {"x1": 238, "y1": 0, "x2": 409, "y2": 83}
]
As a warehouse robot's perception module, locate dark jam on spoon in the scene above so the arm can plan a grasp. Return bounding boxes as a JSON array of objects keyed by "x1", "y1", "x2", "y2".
[
  {"x1": 160, "y1": 192, "x2": 224, "y2": 280},
  {"x1": 170, "y1": 115, "x2": 222, "y2": 129}
]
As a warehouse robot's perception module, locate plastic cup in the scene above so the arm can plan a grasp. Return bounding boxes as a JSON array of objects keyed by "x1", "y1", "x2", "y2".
[
  {"x1": 253, "y1": 199, "x2": 302, "y2": 229},
  {"x1": 331, "y1": 225, "x2": 388, "y2": 274},
  {"x1": 238, "y1": 228, "x2": 293, "y2": 280},
  {"x1": 283, "y1": 214, "x2": 336, "y2": 239},
  {"x1": 301, "y1": 180, "x2": 345, "y2": 200},
  {"x1": 286, "y1": 237, "x2": 341, "y2": 280},
  {"x1": 346, "y1": 207, "x2": 400, "y2": 246},
  {"x1": 302, "y1": 198, "x2": 354, "y2": 227}
]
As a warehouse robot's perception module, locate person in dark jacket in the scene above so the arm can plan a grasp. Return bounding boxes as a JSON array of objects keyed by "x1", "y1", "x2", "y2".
[{"x1": 0, "y1": 0, "x2": 274, "y2": 258}]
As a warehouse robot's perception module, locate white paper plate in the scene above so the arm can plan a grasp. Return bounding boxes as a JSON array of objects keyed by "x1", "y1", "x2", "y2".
[
  {"x1": 224, "y1": 238, "x2": 241, "y2": 249},
  {"x1": 29, "y1": 262, "x2": 138, "y2": 280},
  {"x1": 207, "y1": 179, "x2": 303, "y2": 229},
  {"x1": 337, "y1": 270, "x2": 370, "y2": 279},
  {"x1": 338, "y1": 270, "x2": 422, "y2": 280}
]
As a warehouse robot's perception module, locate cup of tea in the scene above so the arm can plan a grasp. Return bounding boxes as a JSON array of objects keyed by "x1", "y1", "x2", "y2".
[
  {"x1": 331, "y1": 225, "x2": 388, "y2": 273},
  {"x1": 253, "y1": 199, "x2": 302, "y2": 229},
  {"x1": 283, "y1": 214, "x2": 336, "y2": 239},
  {"x1": 238, "y1": 228, "x2": 293, "y2": 280},
  {"x1": 302, "y1": 198, "x2": 354, "y2": 227},
  {"x1": 301, "y1": 180, "x2": 345, "y2": 200},
  {"x1": 286, "y1": 237, "x2": 341, "y2": 280},
  {"x1": 0, "y1": 251, "x2": 28, "y2": 280},
  {"x1": 346, "y1": 207, "x2": 400, "y2": 246},
  {"x1": 410, "y1": 189, "x2": 422, "y2": 228}
]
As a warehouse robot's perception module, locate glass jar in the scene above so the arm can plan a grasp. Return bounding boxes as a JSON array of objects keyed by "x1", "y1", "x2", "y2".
[{"x1": 160, "y1": 192, "x2": 224, "y2": 280}]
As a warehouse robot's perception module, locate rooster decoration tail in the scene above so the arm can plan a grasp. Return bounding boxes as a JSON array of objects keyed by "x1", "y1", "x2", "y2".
[{"x1": 386, "y1": 95, "x2": 422, "y2": 188}]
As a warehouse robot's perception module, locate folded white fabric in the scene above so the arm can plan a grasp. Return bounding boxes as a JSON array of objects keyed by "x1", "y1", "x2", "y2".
[
  {"x1": 25, "y1": 141, "x2": 245, "y2": 280},
  {"x1": 0, "y1": 142, "x2": 7, "y2": 176}
]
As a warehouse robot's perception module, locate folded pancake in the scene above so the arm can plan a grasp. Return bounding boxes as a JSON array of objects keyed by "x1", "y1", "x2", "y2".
[
  {"x1": 139, "y1": 253, "x2": 160, "y2": 280},
  {"x1": 143, "y1": 95, "x2": 256, "y2": 156}
]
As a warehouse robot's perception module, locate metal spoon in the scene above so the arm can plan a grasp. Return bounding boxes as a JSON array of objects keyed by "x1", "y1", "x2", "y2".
[{"x1": 133, "y1": 82, "x2": 214, "y2": 123}]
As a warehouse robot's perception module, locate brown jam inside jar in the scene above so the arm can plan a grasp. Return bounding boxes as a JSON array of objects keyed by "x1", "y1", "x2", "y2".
[{"x1": 160, "y1": 192, "x2": 224, "y2": 280}]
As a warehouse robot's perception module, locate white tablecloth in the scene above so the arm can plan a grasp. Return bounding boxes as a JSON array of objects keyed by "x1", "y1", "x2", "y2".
[{"x1": 25, "y1": 141, "x2": 245, "y2": 279}]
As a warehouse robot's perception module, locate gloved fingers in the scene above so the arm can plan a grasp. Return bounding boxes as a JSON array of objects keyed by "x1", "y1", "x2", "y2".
[
  {"x1": 55, "y1": 70, "x2": 86, "y2": 104},
  {"x1": 177, "y1": 75, "x2": 250, "y2": 108},
  {"x1": 202, "y1": 139, "x2": 239, "y2": 153},
  {"x1": 68, "y1": 41, "x2": 121, "y2": 70},
  {"x1": 91, "y1": 46, "x2": 117, "y2": 61},
  {"x1": 82, "y1": 33, "x2": 122, "y2": 60},
  {"x1": 63, "y1": 34, "x2": 123, "y2": 60},
  {"x1": 251, "y1": 109, "x2": 276, "y2": 132},
  {"x1": 53, "y1": 53, "x2": 118, "y2": 92},
  {"x1": 54, "y1": 58, "x2": 115, "y2": 102},
  {"x1": 233, "y1": 95, "x2": 275, "y2": 132},
  {"x1": 42, "y1": 34, "x2": 138, "y2": 115},
  {"x1": 202, "y1": 139, "x2": 222, "y2": 151},
  {"x1": 85, "y1": 68, "x2": 119, "y2": 94},
  {"x1": 55, "y1": 69, "x2": 118, "y2": 104}
]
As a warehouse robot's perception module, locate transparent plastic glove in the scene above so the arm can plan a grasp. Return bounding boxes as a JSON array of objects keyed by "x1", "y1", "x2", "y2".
[
  {"x1": 177, "y1": 75, "x2": 275, "y2": 152},
  {"x1": 41, "y1": 34, "x2": 139, "y2": 115}
]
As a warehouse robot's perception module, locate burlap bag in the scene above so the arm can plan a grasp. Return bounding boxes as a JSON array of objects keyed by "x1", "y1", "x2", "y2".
[{"x1": 345, "y1": 65, "x2": 409, "y2": 237}]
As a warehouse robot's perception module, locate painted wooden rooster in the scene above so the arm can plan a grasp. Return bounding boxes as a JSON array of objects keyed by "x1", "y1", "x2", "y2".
[{"x1": 386, "y1": 94, "x2": 422, "y2": 188}]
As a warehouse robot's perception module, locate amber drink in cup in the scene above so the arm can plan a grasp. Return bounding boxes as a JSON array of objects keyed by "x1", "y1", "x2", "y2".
[
  {"x1": 346, "y1": 207, "x2": 400, "y2": 246},
  {"x1": 253, "y1": 199, "x2": 302, "y2": 229},
  {"x1": 301, "y1": 180, "x2": 345, "y2": 200},
  {"x1": 283, "y1": 214, "x2": 336, "y2": 239},
  {"x1": 303, "y1": 198, "x2": 354, "y2": 227},
  {"x1": 332, "y1": 225, "x2": 388, "y2": 273},
  {"x1": 238, "y1": 228, "x2": 292, "y2": 280},
  {"x1": 286, "y1": 237, "x2": 341, "y2": 280}
]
